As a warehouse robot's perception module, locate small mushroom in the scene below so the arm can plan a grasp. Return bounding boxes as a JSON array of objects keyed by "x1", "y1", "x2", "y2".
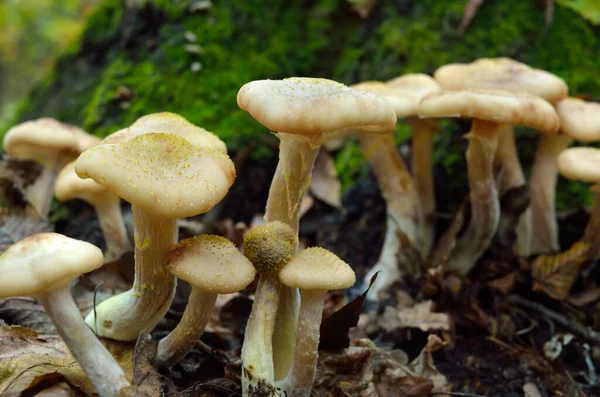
[
  {"x1": 76, "y1": 131, "x2": 235, "y2": 341},
  {"x1": 55, "y1": 161, "x2": 132, "y2": 262},
  {"x1": 0, "y1": 233, "x2": 131, "y2": 397},
  {"x1": 155, "y1": 235, "x2": 255, "y2": 367},
  {"x1": 278, "y1": 247, "x2": 355, "y2": 397}
]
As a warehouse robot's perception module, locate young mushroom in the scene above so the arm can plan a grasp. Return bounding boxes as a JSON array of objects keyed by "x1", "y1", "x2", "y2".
[
  {"x1": 155, "y1": 235, "x2": 255, "y2": 368},
  {"x1": 418, "y1": 89, "x2": 559, "y2": 275},
  {"x1": 76, "y1": 132, "x2": 235, "y2": 341},
  {"x1": 237, "y1": 77, "x2": 396, "y2": 379},
  {"x1": 55, "y1": 161, "x2": 132, "y2": 262},
  {"x1": 0, "y1": 233, "x2": 131, "y2": 397},
  {"x1": 278, "y1": 247, "x2": 356, "y2": 397}
]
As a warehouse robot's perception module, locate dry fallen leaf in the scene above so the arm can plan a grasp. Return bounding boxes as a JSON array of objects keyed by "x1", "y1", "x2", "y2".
[
  {"x1": 314, "y1": 344, "x2": 376, "y2": 397},
  {"x1": 33, "y1": 382, "x2": 80, "y2": 396},
  {"x1": 0, "y1": 297, "x2": 55, "y2": 334},
  {"x1": 375, "y1": 376, "x2": 433, "y2": 397},
  {"x1": 396, "y1": 301, "x2": 451, "y2": 332},
  {"x1": 0, "y1": 214, "x2": 53, "y2": 254},
  {"x1": 408, "y1": 334, "x2": 451, "y2": 395},
  {"x1": 487, "y1": 272, "x2": 517, "y2": 295},
  {"x1": 309, "y1": 150, "x2": 342, "y2": 210}
]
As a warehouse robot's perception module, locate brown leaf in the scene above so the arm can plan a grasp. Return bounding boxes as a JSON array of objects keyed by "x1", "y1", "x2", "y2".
[
  {"x1": 310, "y1": 150, "x2": 342, "y2": 210},
  {"x1": 314, "y1": 345, "x2": 376, "y2": 397},
  {"x1": 131, "y1": 331, "x2": 162, "y2": 396},
  {"x1": 396, "y1": 301, "x2": 451, "y2": 332},
  {"x1": 408, "y1": 334, "x2": 451, "y2": 394},
  {"x1": 531, "y1": 241, "x2": 590, "y2": 300},
  {"x1": 0, "y1": 158, "x2": 41, "y2": 216},
  {"x1": 375, "y1": 376, "x2": 433, "y2": 397},
  {"x1": 567, "y1": 282, "x2": 600, "y2": 307},
  {"x1": 0, "y1": 215, "x2": 53, "y2": 254},
  {"x1": 0, "y1": 297, "x2": 55, "y2": 334},
  {"x1": 487, "y1": 272, "x2": 517, "y2": 295}
]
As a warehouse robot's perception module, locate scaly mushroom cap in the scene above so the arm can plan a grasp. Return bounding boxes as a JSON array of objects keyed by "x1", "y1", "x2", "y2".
[
  {"x1": 557, "y1": 147, "x2": 600, "y2": 183},
  {"x1": 0, "y1": 233, "x2": 103, "y2": 297},
  {"x1": 556, "y1": 98, "x2": 600, "y2": 142},
  {"x1": 75, "y1": 133, "x2": 235, "y2": 218},
  {"x1": 102, "y1": 112, "x2": 227, "y2": 154},
  {"x1": 166, "y1": 235, "x2": 256, "y2": 294},
  {"x1": 279, "y1": 247, "x2": 355, "y2": 291},
  {"x1": 243, "y1": 221, "x2": 298, "y2": 274},
  {"x1": 418, "y1": 89, "x2": 560, "y2": 133},
  {"x1": 237, "y1": 77, "x2": 397, "y2": 138},
  {"x1": 434, "y1": 58, "x2": 568, "y2": 104},
  {"x1": 385, "y1": 74, "x2": 440, "y2": 118},
  {"x1": 55, "y1": 161, "x2": 109, "y2": 203}
]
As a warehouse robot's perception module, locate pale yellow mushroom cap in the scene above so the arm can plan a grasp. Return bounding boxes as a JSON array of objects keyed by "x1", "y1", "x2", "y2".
[
  {"x1": 557, "y1": 147, "x2": 600, "y2": 183},
  {"x1": 166, "y1": 235, "x2": 256, "y2": 294},
  {"x1": 0, "y1": 233, "x2": 103, "y2": 297},
  {"x1": 237, "y1": 77, "x2": 397, "y2": 139},
  {"x1": 55, "y1": 161, "x2": 111, "y2": 204},
  {"x1": 243, "y1": 221, "x2": 298, "y2": 274},
  {"x1": 418, "y1": 89, "x2": 560, "y2": 134},
  {"x1": 385, "y1": 74, "x2": 440, "y2": 118},
  {"x1": 279, "y1": 247, "x2": 355, "y2": 291},
  {"x1": 102, "y1": 112, "x2": 227, "y2": 154},
  {"x1": 556, "y1": 98, "x2": 600, "y2": 142},
  {"x1": 74, "y1": 133, "x2": 235, "y2": 218},
  {"x1": 433, "y1": 58, "x2": 568, "y2": 104}
]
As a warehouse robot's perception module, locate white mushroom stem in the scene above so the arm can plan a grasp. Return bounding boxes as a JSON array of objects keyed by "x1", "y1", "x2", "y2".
[
  {"x1": 242, "y1": 273, "x2": 280, "y2": 394},
  {"x1": 37, "y1": 285, "x2": 131, "y2": 397},
  {"x1": 85, "y1": 205, "x2": 177, "y2": 341},
  {"x1": 445, "y1": 119, "x2": 500, "y2": 275},
  {"x1": 529, "y1": 134, "x2": 573, "y2": 255},
  {"x1": 24, "y1": 165, "x2": 58, "y2": 219},
  {"x1": 278, "y1": 289, "x2": 326, "y2": 397},
  {"x1": 265, "y1": 133, "x2": 319, "y2": 380},
  {"x1": 93, "y1": 196, "x2": 132, "y2": 262},
  {"x1": 155, "y1": 289, "x2": 217, "y2": 368}
]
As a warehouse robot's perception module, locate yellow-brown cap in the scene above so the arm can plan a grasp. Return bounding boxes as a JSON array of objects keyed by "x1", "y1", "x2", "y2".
[
  {"x1": 166, "y1": 235, "x2": 256, "y2": 294},
  {"x1": 385, "y1": 74, "x2": 440, "y2": 118},
  {"x1": 75, "y1": 133, "x2": 235, "y2": 218},
  {"x1": 279, "y1": 247, "x2": 355, "y2": 290},
  {"x1": 434, "y1": 58, "x2": 568, "y2": 104},
  {"x1": 556, "y1": 98, "x2": 600, "y2": 142},
  {"x1": 557, "y1": 147, "x2": 600, "y2": 183},
  {"x1": 55, "y1": 161, "x2": 111, "y2": 204},
  {"x1": 0, "y1": 233, "x2": 103, "y2": 297},
  {"x1": 243, "y1": 221, "x2": 297, "y2": 274},
  {"x1": 418, "y1": 89, "x2": 560, "y2": 133}
]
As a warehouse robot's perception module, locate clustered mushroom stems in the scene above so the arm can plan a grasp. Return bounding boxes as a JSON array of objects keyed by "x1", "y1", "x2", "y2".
[
  {"x1": 37, "y1": 285, "x2": 131, "y2": 397},
  {"x1": 25, "y1": 164, "x2": 61, "y2": 219},
  {"x1": 528, "y1": 134, "x2": 573, "y2": 255},
  {"x1": 86, "y1": 205, "x2": 177, "y2": 340},
  {"x1": 93, "y1": 196, "x2": 133, "y2": 261}
]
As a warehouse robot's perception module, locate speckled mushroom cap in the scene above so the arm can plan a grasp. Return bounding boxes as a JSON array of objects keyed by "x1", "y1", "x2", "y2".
[
  {"x1": 557, "y1": 147, "x2": 600, "y2": 183},
  {"x1": 237, "y1": 77, "x2": 397, "y2": 138},
  {"x1": 74, "y1": 133, "x2": 235, "y2": 218},
  {"x1": 556, "y1": 98, "x2": 600, "y2": 142},
  {"x1": 243, "y1": 221, "x2": 298, "y2": 274},
  {"x1": 165, "y1": 235, "x2": 256, "y2": 294},
  {"x1": 0, "y1": 233, "x2": 104, "y2": 297},
  {"x1": 384, "y1": 74, "x2": 440, "y2": 118},
  {"x1": 102, "y1": 112, "x2": 227, "y2": 154},
  {"x1": 418, "y1": 89, "x2": 560, "y2": 133},
  {"x1": 3, "y1": 118, "x2": 98, "y2": 167},
  {"x1": 55, "y1": 161, "x2": 110, "y2": 203},
  {"x1": 279, "y1": 247, "x2": 355, "y2": 291},
  {"x1": 433, "y1": 58, "x2": 568, "y2": 104}
]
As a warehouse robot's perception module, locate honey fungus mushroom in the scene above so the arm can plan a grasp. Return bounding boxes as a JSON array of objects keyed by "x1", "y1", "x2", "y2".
[{"x1": 76, "y1": 132, "x2": 235, "y2": 341}]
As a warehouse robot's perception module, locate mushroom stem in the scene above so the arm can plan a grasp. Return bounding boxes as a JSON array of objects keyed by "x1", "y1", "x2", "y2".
[
  {"x1": 93, "y1": 196, "x2": 132, "y2": 262},
  {"x1": 529, "y1": 135, "x2": 573, "y2": 255},
  {"x1": 37, "y1": 285, "x2": 131, "y2": 397},
  {"x1": 445, "y1": 119, "x2": 500, "y2": 275},
  {"x1": 409, "y1": 117, "x2": 436, "y2": 255},
  {"x1": 580, "y1": 186, "x2": 600, "y2": 259},
  {"x1": 278, "y1": 289, "x2": 326, "y2": 397},
  {"x1": 24, "y1": 166, "x2": 57, "y2": 219},
  {"x1": 242, "y1": 272, "x2": 280, "y2": 395},
  {"x1": 85, "y1": 205, "x2": 177, "y2": 341},
  {"x1": 155, "y1": 289, "x2": 217, "y2": 368}
]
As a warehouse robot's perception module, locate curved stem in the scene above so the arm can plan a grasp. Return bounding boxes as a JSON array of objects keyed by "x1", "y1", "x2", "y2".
[
  {"x1": 155, "y1": 289, "x2": 217, "y2": 368},
  {"x1": 85, "y1": 205, "x2": 177, "y2": 341},
  {"x1": 24, "y1": 166, "x2": 57, "y2": 220},
  {"x1": 37, "y1": 286, "x2": 131, "y2": 397},
  {"x1": 93, "y1": 196, "x2": 132, "y2": 262}
]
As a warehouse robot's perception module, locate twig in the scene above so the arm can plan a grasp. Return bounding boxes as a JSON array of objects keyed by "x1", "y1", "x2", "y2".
[{"x1": 583, "y1": 343, "x2": 598, "y2": 385}]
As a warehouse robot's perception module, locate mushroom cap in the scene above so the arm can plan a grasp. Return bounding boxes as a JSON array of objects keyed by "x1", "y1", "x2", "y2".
[
  {"x1": 102, "y1": 112, "x2": 227, "y2": 154},
  {"x1": 434, "y1": 58, "x2": 568, "y2": 104},
  {"x1": 557, "y1": 147, "x2": 600, "y2": 183},
  {"x1": 243, "y1": 221, "x2": 297, "y2": 274},
  {"x1": 237, "y1": 77, "x2": 397, "y2": 139},
  {"x1": 0, "y1": 233, "x2": 104, "y2": 297},
  {"x1": 418, "y1": 89, "x2": 560, "y2": 133},
  {"x1": 279, "y1": 247, "x2": 355, "y2": 290},
  {"x1": 75, "y1": 133, "x2": 235, "y2": 218},
  {"x1": 55, "y1": 161, "x2": 111, "y2": 204},
  {"x1": 3, "y1": 118, "x2": 95, "y2": 168},
  {"x1": 166, "y1": 235, "x2": 256, "y2": 294},
  {"x1": 556, "y1": 98, "x2": 600, "y2": 142},
  {"x1": 385, "y1": 74, "x2": 441, "y2": 118}
]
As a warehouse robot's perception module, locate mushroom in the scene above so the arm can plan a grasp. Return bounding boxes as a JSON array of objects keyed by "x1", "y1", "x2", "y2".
[
  {"x1": 155, "y1": 235, "x2": 255, "y2": 367},
  {"x1": 55, "y1": 161, "x2": 132, "y2": 262},
  {"x1": 418, "y1": 89, "x2": 559, "y2": 275},
  {"x1": 433, "y1": 58, "x2": 568, "y2": 256},
  {"x1": 2, "y1": 118, "x2": 101, "y2": 219},
  {"x1": 241, "y1": 221, "x2": 297, "y2": 395},
  {"x1": 76, "y1": 132, "x2": 235, "y2": 341},
  {"x1": 0, "y1": 233, "x2": 131, "y2": 396},
  {"x1": 278, "y1": 247, "x2": 355, "y2": 397},
  {"x1": 529, "y1": 98, "x2": 600, "y2": 254},
  {"x1": 237, "y1": 77, "x2": 396, "y2": 379}
]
